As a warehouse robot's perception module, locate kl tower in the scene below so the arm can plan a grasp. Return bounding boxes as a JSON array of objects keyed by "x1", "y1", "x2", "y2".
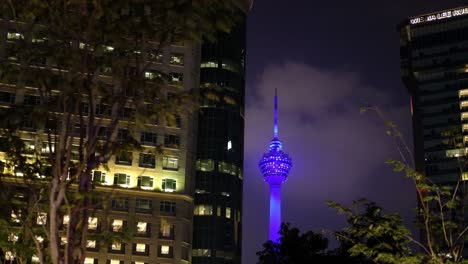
[{"x1": 259, "y1": 90, "x2": 293, "y2": 242}]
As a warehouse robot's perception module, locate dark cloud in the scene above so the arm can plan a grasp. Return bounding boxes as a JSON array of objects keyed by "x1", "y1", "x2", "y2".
[{"x1": 242, "y1": 62, "x2": 417, "y2": 262}]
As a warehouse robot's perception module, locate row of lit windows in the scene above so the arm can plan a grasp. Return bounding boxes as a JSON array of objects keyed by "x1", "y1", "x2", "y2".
[
  {"x1": 192, "y1": 249, "x2": 234, "y2": 259},
  {"x1": 94, "y1": 171, "x2": 177, "y2": 192},
  {"x1": 5, "y1": 31, "x2": 184, "y2": 66},
  {"x1": 193, "y1": 205, "x2": 241, "y2": 220},
  {"x1": 115, "y1": 152, "x2": 179, "y2": 167},
  {"x1": 196, "y1": 159, "x2": 242, "y2": 177}
]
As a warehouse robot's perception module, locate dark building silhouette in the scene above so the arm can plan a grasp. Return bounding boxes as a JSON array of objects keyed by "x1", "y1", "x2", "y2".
[{"x1": 192, "y1": 1, "x2": 252, "y2": 263}]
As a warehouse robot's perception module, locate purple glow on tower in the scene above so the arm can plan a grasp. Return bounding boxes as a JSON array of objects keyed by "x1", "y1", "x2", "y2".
[{"x1": 259, "y1": 90, "x2": 292, "y2": 242}]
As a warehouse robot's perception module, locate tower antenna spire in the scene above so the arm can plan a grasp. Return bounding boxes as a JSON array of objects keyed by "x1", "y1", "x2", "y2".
[{"x1": 274, "y1": 88, "x2": 278, "y2": 139}]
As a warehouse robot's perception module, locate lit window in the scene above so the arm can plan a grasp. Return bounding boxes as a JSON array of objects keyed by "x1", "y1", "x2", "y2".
[
  {"x1": 111, "y1": 241, "x2": 122, "y2": 250},
  {"x1": 221, "y1": 192, "x2": 230, "y2": 197},
  {"x1": 61, "y1": 237, "x2": 67, "y2": 245},
  {"x1": 196, "y1": 159, "x2": 214, "y2": 172},
  {"x1": 462, "y1": 172, "x2": 468, "y2": 181},
  {"x1": 192, "y1": 249, "x2": 212, "y2": 257},
  {"x1": 162, "y1": 156, "x2": 179, "y2": 170},
  {"x1": 11, "y1": 210, "x2": 21, "y2": 223},
  {"x1": 159, "y1": 220, "x2": 173, "y2": 238},
  {"x1": 227, "y1": 140, "x2": 232, "y2": 150},
  {"x1": 460, "y1": 89, "x2": 468, "y2": 97},
  {"x1": 160, "y1": 245, "x2": 170, "y2": 255},
  {"x1": 36, "y1": 212, "x2": 47, "y2": 225},
  {"x1": 8, "y1": 233, "x2": 18, "y2": 242},
  {"x1": 5, "y1": 251, "x2": 15, "y2": 261},
  {"x1": 461, "y1": 101, "x2": 468, "y2": 108},
  {"x1": 88, "y1": 217, "x2": 98, "y2": 230},
  {"x1": 86, "y1": 240, "x2": 96, "y2": 248},
  {"x1": 169, "y1": 72, "x2": 183, "y2": 85},
  {"x1": 217, "y1": 207, "x2": 221, "y2": 217},
  {"x1": 109, "y1": 260, "x2": 120, "y2": 264},
  {"x1": 162, "y1": 178, "x2": 176, "y2": 192},
  {"x1": 144, "y1": 71, "x2": 161, "y2": 80},
  {"x1": 63, "y1": 215, "x2": 70, "y2": 225},
  {"x1": 135, "y1": 243, "x2": 147, "y2": 252},
  {"x1": 170, "y1": 53, "x2": 184, "y2": 66},
  {"x1": 7, "y1": 32, "x2": 24, "y2": 40},
  {"x1": 201, "y1": 61, "x2": 218, "y2": 68},
  {"x1": 462, "y1": 113, "x2": 468, "y2": 120},
  {"x1": 137, "y1": 222, "x2": 148, "y2": 234},
  {"x1": 112, "y1": 219, "x2": 124, "y2": 232},
  {"x1": 84, "y1": 258, "x2": 95, "y2": 264},
  {"x1": 226, "y1": 207, "x2": 231, "y2": 219},
  {"x1": 194, "y1": 205, "x2": 213, "y2": 216}
]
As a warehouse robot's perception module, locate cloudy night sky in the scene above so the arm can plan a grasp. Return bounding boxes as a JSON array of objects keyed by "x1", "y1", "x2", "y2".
[{"x1": 242, "y1": 0, "x2": 468, "y2": 263}]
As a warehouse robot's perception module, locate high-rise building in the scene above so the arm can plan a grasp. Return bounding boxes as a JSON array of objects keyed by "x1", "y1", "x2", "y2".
[
  {"x1": 0, "y1": 19, "x2": 200, "y2": 264},
  {"x1": 192, "y1": 1, "x2": 252, "y2": 263},
  {"x1": 258, "y1": 91, "x2": 292, "y2": 242},
  {"x1": 399, "y1": 6, "x2": 468, "y2": 257}
]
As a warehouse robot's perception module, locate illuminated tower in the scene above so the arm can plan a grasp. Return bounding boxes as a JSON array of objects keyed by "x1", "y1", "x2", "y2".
[{"x1": 259, "y1": 90, "x2": 293, "y2": 241}]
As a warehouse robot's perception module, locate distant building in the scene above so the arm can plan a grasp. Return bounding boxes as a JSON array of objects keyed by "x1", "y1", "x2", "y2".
[
  {"x1": 399, "y1": 6, "x2": 468, "y2": 258},
  {"x1": 192, "y1": 1, "x2": 252, "y2": 263}
]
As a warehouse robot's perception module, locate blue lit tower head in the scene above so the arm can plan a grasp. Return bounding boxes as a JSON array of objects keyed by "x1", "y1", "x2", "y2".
[{"x1": 258, "y1": 89, "x2": 292, "y2": 241}]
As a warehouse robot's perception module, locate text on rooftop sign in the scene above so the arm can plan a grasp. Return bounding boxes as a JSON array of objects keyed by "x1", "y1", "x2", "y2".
[{"x1": 410, "y1": 7, "x2": 468, "y2": 25}]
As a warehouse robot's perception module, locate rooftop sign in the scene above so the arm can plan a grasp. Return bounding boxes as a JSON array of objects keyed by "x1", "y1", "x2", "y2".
[{"x1": 410, "y1": 7, "x2": 468, "y2": 25}]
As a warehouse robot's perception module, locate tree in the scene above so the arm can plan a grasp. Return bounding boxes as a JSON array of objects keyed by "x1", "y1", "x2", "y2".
[
  {"x1": 0, "y1": 1, "x2": 239, "y2": 263},
  {"x1": 327, "y1": 199, "x2": 421, "y2": 264},
  {"x1": 256, "y1": 223, "x2": 331, "y2": 264},
  {"x1": 336, "y1": 106, "x2": 468, "y2": 263}
]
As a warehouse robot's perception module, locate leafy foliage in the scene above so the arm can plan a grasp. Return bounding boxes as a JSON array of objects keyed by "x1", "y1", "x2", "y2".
[{"x1": 0, "y1": 1, "x2": 239, "y2": 263}]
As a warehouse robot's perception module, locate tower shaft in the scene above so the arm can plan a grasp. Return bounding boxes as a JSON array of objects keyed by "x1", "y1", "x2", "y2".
[{"x1": 269, "y1": 183, "x2": 282, "y2": 241}]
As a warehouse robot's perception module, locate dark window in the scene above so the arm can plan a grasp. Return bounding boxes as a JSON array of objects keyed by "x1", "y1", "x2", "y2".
[
  {"x1": 135, "y1": 198, "x2": 152, "y2": 213},
  {"x1": 160, "y1": 201, "x2": 176, "y2": 215},
  {"x1": 115, "y1": 152, "x2": 132, "y2": 165},
  {"x1": 0, "y1": 92, "x2": 15, "y2": 104},
  {"x1": 95, "y1": 104, "x2": 109, "y2": 116},
  {"x1": 139, "y1": 153, "x2": 155, "y2": 168},
  {"x1": 92, "y1": 171, "x2": 106, "y2": 184},
  {"x1": 162, "y1": 156, "x2": 178, "y2": 171},
  {"x1": 140, "y1": 132, "x2": 157, "y2": 145},
  {"x1": 162, "y1": 179, "x2": 176, "y2": 192},
  {"x1": 24, "y1": 95, "x2": 40, "y2": 105},
  {"x1": 111, "y1": 198, "x2": 129, "y2": 211},
  {"x1": 137, "y1": 176, "x2": 154, "y2": 189},
  {"x1": 164, "y1": 135, "x2": 180, "y2": 149},
  {"x1": 114, "y1": 173, "x2": 130, "y2": 186}
]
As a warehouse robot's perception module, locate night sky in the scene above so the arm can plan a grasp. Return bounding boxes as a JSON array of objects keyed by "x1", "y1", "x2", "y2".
[{"x1": 242, "y1": 0, "x2": 467, "y2": 263}]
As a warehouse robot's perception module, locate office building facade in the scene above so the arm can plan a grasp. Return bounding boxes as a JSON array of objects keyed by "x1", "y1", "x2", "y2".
[
  {"x1": 0, "y1": 19, "x2": 201, "y2": 264},
  {"x1": 192, "y1": 1, "x2": 252, "y2": 263},
  {"x1": 399, "y1": 6, "x2": 468, "y2": 258}
]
